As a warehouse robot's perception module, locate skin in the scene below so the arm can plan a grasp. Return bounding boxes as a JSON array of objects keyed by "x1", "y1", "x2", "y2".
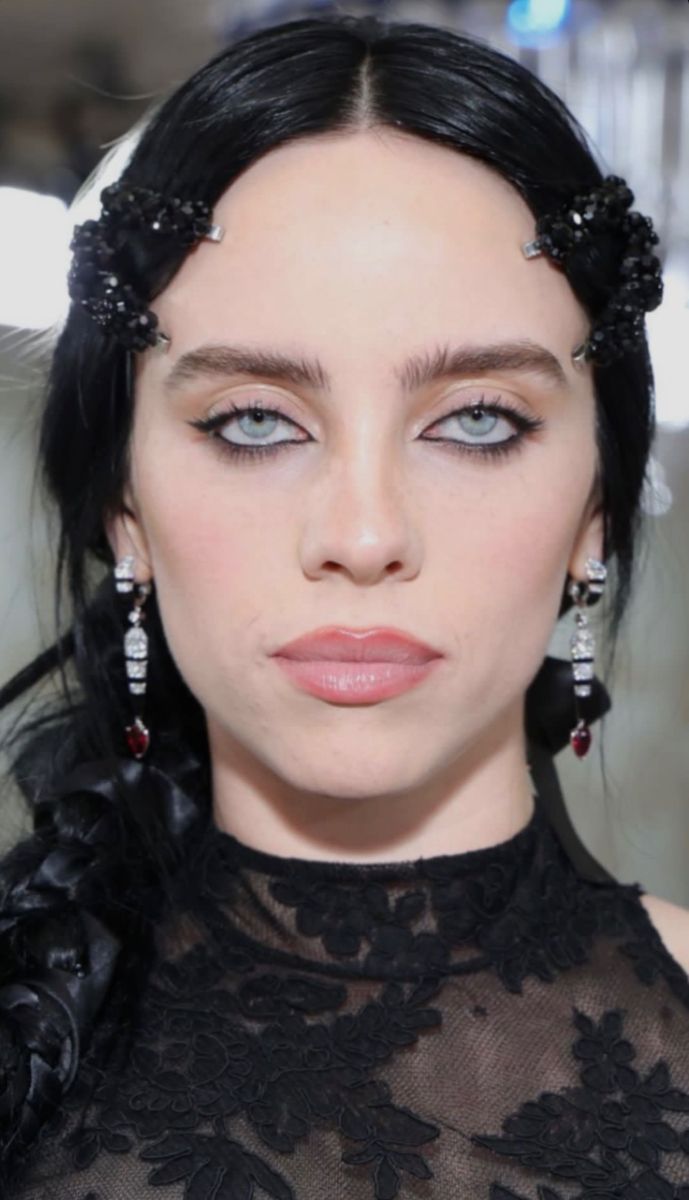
[{"x1": 109, "y1": 127, "x2": 608, "y2": 865}]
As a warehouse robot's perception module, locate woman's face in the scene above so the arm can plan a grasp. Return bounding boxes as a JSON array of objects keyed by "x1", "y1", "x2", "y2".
[{"x1": 113, "y1": 129, "x2": 602, "y2": 810}]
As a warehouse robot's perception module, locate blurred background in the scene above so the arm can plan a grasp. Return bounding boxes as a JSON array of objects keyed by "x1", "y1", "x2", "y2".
[{"x1": 0, "y1": 0, "x2": 688, "y2": 895}]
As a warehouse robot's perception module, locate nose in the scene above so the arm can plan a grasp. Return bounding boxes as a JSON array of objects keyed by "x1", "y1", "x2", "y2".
[{"x1": 299, "y1": 446, "x2": 423, "y2": 586}]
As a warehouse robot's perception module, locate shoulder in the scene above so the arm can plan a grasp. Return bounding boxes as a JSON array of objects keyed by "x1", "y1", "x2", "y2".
[{"x1": 639, "y1": 892, "x2": 689, "y2": 975}]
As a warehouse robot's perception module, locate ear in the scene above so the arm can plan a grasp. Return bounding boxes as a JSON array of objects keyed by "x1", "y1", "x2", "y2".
[
  {"x1": 104, "y1": 484, "x2": 154, "y2": 584},
  {"x1": 567, "y1": 495, "x2": 605, "y2": 582}
]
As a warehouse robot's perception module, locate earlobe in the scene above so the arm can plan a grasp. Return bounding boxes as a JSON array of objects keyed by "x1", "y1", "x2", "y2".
[
  {"x1": 568, "y1": 501, "x2": 605, "y2": 582},
  {"x1": 105, "y1": 492, "x2": 154, "y2": 582}
]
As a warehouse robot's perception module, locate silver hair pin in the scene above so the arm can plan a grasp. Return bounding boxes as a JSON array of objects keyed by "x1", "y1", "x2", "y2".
[
  {"x1": 522, "y1": 237, "x2": 589, "y2": 369},
  {"x1": 522, "y1": 239, "x2": 542, "y2": 259}
]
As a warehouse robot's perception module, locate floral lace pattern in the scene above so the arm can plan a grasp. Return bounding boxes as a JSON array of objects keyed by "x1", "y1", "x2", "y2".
[
  {"x1": 14, "y1": 800, "x2": 689, "y2": 1200},
  {"x1": 474, "y1": 1008, "x2": 689, "y2": 1198}
]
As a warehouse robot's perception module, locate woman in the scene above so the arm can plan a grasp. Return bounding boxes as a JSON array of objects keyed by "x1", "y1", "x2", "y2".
[{"x1": 1, "y1": 11, "x2": 688, "y2": 1199}]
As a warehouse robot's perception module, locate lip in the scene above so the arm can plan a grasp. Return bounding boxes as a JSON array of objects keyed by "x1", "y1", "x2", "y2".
[
  {"x1": 272, "y1": 657, "x2": 442, "y2": 704},
  {"x1": 271, "y1": 626, "x2": 443, "y2": 664}
]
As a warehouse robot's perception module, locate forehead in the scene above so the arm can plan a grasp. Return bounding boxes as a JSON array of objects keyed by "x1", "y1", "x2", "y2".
[{"x1": 149, "y1": 129, "x2": 586, "y2": 365}]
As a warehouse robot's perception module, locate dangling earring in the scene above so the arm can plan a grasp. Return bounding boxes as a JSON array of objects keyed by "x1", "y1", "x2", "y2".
[
  {"x1": 567, "y1": 557, "x2": 607, "y2": 758},
  {"x1": 114, "y1": 555, "x2": 152, "y2": 759},
  {"x1": 114, "y1": 553, "x2": 135, "y2": 595}
]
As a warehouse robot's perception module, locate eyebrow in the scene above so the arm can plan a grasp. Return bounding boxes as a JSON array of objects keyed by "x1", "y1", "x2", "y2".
[{"x1": 162, "y1": 338, "x2": 570, "y2": 396}]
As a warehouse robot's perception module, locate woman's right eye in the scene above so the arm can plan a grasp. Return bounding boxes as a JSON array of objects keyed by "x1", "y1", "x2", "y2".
[
  {"x1": 187, "y1": 402, "x2": 310, "y2": 463},
  {"x1": 190, "y1": 403, "x2": 306, "y2": 447}
]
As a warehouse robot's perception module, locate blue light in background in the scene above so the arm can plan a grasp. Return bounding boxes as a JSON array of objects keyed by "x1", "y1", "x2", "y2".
[{"x1": 507, "y1": 0, "x2": 571, "y2": 36}]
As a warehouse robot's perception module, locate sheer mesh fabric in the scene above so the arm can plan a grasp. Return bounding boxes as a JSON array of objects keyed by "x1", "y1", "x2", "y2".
[{"x1": 14, "y1": 796, "x2": 689, "y2": 1200}]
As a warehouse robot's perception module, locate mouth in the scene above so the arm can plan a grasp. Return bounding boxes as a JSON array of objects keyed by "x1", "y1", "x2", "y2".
[
  {"x1": 271, "y1": 626, "x2": 443, "y2": 665},
  {"x1": 270, "y1": 627, "x2": 444, "y2": 704},
  {"x1": 272, "y1": 658, "x2": 442, "y2": 704}
]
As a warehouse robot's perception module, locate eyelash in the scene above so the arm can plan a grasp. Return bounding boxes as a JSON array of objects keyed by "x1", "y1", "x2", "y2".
[{"x1": 187, "y1": 395, "x2": 546, "y2": 465}]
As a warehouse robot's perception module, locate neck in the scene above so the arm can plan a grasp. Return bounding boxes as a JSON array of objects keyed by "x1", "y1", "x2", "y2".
[{"x1": 208, "y1": 702, "x2": 537, "y2": 865}]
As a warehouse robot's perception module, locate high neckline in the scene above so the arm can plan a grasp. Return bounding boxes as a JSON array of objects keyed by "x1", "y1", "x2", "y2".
[
  {"x1": 206, "y1": 795, "x2": 543, "y2": 883},
  {"x1": 184, "y1": 794, "x2": 586, "y2": 986}
]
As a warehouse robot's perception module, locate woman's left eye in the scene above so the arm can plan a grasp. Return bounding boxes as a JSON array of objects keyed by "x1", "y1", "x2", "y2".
[
  {"x1": 423, "y1": 400, "x2": 544, "y2": 457},
  {"x1": 188, "y1": 395, "x2": 545, "y2": 464}
]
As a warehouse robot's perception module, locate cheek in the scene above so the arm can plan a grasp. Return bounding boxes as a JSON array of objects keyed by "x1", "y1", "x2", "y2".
[
  {"x1": 133, "y1": 412, "x2": 257, "y2": 566},
  {"x1": 427, "y1": 436, "x2": 596, "y2": 687},
  {"x1": 145, "y1": 491, "x2": 273, "y2": 608},
  {"x1": 130, "y1": 436, "x2": 288, "y2": 685},
  {"x1": 138, "y1": 493, "x2": 273, "y2": 721}
]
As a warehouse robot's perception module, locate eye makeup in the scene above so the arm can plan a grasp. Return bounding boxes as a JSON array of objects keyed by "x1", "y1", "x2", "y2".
[{"x1": 186, "y1": 393, "x2": 546, "y2": 466}]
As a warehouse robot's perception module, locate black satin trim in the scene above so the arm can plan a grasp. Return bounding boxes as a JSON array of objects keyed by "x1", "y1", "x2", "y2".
[{"x1": 43, "y1": 755, "x2": 203, "y2": 840}]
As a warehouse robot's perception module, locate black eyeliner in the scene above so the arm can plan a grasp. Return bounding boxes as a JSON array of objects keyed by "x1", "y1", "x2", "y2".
[{"x1": 187, "y1": 395, "x2": 546, "y2": 465}]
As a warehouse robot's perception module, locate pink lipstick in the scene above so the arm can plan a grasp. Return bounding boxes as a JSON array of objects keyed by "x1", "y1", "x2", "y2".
[{"x1": 271, "y1": 627, "x2": 444, "y2": 704}]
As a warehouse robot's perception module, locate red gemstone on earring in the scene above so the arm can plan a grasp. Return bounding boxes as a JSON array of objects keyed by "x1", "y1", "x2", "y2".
[
  {"x1": 125, "y1": 718, "x2": 150, "y2": 759},
  {"x1": 570, "y1": 722, "x2": 592, "y2": 758}
]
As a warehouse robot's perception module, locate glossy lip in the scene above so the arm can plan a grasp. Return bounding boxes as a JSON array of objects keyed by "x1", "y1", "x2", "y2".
[
  {"x1": 271, "y1": 626, "x2": 444, "y2": 664},
  {"x1": 272, "y1": 656, "x2": 442, "y2": 704}
]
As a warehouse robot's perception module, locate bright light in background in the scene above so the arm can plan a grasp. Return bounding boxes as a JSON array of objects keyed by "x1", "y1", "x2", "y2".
[
  {"x1": 647, "y1": 263, "x2": 689, "y2": 431},
  {"x1": 0, "y1": 125, "x2": 141, "y2": 333},
  {"x1": 507, "y1": 0, "x2": 570, "y2": 37},
  {"x1": 0, "y1": 188, "x2": 71, "y2": 329},
  {"x1": 640, "y1": 454, "x2": 673, "y2": 518}
]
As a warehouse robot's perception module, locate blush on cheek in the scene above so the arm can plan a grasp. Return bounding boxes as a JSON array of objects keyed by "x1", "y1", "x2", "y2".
[
  {"x1": 149, "y1": 573, "x2": 234, "y2": 719},
  {"x1": 451, "y1": 486, "x2": 580, "y2": 694}
]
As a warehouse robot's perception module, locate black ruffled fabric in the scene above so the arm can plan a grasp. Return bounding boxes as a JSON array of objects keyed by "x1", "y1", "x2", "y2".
[
  {"x1": 9, "y1": 768, "x2": 689, "y2": 1200},
  {"x1": 0, "y1": 749, "x2": 205, "y2": 1182}
]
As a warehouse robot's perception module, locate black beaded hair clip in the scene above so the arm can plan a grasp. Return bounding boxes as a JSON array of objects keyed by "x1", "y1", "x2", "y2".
[
  {"x1": 67, "y1": 181, "x2": 224, "y2": 352},
  {"x1": 522, "y1": 174, "x2": 663, "y2": 367},
  {"x1": 69, "y1": 174, "x2": 661, "y2": 364}
]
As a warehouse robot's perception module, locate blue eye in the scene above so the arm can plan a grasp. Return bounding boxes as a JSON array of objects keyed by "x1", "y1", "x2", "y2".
[
  {"x1": 189, "y1": 403, "x2": 307, "y2": 460},
  {"x1": 188, "y1": 396, "x2": 545, "y2": 465},
  {"x1": 426, "y1": 404, "x2": 519, "y2": 449}
]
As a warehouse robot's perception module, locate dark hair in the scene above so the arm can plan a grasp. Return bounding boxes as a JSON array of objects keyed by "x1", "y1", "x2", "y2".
[{"x1": 0, "y1": 12, "x2": 656, "y2": 1190}]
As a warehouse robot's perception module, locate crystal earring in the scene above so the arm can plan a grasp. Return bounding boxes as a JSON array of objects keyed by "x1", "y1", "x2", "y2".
[
  {"x1": 114, "y1": 555, "x2": 152, "y2": 759},
  {"x1": 114, "y1": 553, "x2": 135, "y2": 594},
  {"x1": 567, "y1": 557, "x2": 607, "y2": 758}
]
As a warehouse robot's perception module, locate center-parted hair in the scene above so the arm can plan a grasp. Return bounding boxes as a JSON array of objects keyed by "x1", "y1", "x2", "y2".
[{"x1": 0, "y1": 13, "x2": 656, "y2": 1192}]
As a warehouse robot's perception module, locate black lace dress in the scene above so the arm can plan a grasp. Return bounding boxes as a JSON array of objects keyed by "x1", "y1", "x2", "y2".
[{"x1": 15, "y1": 795, "x2": 689, "y2": 1200}]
